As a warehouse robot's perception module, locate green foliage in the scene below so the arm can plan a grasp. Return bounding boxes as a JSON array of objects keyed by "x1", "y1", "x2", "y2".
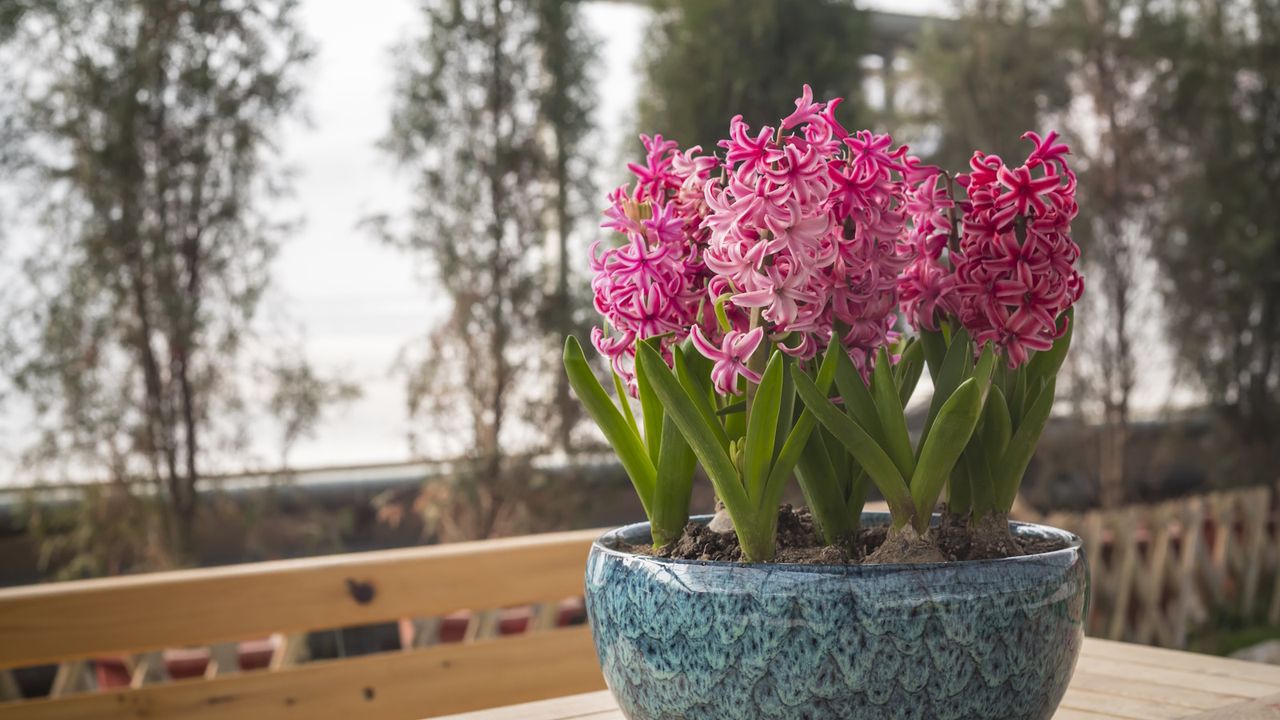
[{"x1": 637, "y1": 0, "x2": 869, "y2": 151}]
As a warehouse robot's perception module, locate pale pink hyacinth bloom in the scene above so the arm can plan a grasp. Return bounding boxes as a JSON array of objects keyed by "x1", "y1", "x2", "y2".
[
  {"x1": 699, "y1": 84, "x2": 913, "y2": 377},
  {"x1": 690, "y1": 326, "x2": 764, "y2": 395}
]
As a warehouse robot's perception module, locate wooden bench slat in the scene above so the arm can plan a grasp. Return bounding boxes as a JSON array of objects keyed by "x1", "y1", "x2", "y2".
[
  {"x1": 1070, "y1": 669, "x2": 1247, "y2": 710},
  {"x1": 1079, "y1": 656, "x2": 1279, "y2": 699},
  {"x1": 1182, "y1": 693, "x2": 1280, "y2": 719},
  {"x1": 1084, "y1": 638, "x2": 1280, "y2": 687},
  {"x1": 1052, "y1": 710, "x2": 1138, "y2": 720},
  {"x1": 427, "y1": 690, "x2": 618, "y2": 720},
  {"x1": 0, "y1": 626, "x2": 604, "y2": 720},
  {"x1": 1058, "y1": 687, "x2": 1192, "y2": 719},
  {"x1": 0, "y1": 529, "x2": 601, "y2": 669}
]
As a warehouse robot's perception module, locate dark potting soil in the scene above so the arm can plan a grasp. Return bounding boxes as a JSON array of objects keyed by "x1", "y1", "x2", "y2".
[{"x1": 626, "y1": 505, "x2": 1068, "y2": 565}]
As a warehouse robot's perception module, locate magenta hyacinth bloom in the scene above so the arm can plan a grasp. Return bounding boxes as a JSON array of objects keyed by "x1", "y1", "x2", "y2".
[
  {"x1": 951, "y1": 132, "x2": 1084, "y2": 367},
  {"x1": 591, "y1": 137, "x2": 715, "y2": 391},
  {"x1": 690, "y1": 326, "x2": 765, "y2": 395}
]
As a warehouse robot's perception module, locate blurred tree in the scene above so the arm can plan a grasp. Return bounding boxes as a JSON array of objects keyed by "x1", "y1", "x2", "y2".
[
  {"x1": 1052, "y1": 0, "x2": 1165, "y2": 506},
  {"x1": 1145, "y1": 0, "x2": 1280, "y2": 484},
  {"x1": 913, "y1": 0, "x2": 1169, "y2": 508},
  {"x1": 376, "y1": 0, "x2": 598, "y2": 538},
  {"x1": 534, "y1": 0, "x2": 599, "y2": 455},
  {"x1": 0, "y1": 0, "x2": 348, "y2": 566},
  {"x1": 637, "y1": 0, "x2": 869, "y2": 152},
  {"x1": 910, "y1": 0, "x2": 1071, "y2": 169}
]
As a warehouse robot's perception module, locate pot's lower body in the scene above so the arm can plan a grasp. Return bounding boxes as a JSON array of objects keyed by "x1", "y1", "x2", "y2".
[{"x1": 584, "y1": 514, "x2": 1088, "y2": 720}]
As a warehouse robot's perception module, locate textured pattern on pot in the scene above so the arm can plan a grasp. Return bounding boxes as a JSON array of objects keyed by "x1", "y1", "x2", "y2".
[{"x1": 584, "y1": 513, "x2": 1088, "y2": 720}]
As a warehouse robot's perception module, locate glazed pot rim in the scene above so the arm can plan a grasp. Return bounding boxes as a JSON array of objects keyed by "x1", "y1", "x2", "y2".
[{"x1": 592, "y1": 511, "x2": 1082, "y2": 574}]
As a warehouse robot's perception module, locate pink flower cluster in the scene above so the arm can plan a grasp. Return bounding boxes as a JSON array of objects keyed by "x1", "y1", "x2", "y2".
[
  {"x1": 592, "y1": 89, "x2": 1084, "y2": 394},
  {"x1": 897, "y1": 131, "x2": 1084, "y2": 367},
  {"x1": 702, "y1": 86, "x2": 912, "y2": 373},
  {"x1": 590, "y1": 135, "x2": 715, "y2": 388}
]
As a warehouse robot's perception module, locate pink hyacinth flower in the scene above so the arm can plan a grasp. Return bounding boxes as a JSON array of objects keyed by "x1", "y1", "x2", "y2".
[{"x1": 690, "y1": 326, "x2": 764, "y2": 395}]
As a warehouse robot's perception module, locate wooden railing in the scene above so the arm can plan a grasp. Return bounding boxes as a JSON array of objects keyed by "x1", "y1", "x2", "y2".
[
  {"x1": 0, "y1": 529, "x2": 607, "y2": 719},
  {"x1": 1037, "y1": 483, "x2": 1280, "y2": 649},
  {"x1": 5, "y1": 484, "x2": 1280, "y2": 718}
]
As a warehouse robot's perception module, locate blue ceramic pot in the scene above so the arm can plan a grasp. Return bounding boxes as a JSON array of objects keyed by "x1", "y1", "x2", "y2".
[{"x1": 584, "y1": 513, "x2": 1087, "y2": 720}]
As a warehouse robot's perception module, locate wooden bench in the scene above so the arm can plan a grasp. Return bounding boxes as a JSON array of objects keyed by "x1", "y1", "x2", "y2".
[{"x1": 0, "y1": 529, "x2": 607, "y2": 719}]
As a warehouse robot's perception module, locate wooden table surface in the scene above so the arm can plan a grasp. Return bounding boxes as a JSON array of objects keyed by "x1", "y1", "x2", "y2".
[{"x1": 430, "y1": 637, "x2": 1280, "y2": 720}]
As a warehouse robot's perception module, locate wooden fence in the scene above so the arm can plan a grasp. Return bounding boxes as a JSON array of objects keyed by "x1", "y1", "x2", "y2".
[
  {"x1": 1038, "y1": 484, "x2": 1280, "y2": 649},
  {"x1": 0, "y1": 529, "x2": 607, "y2": 719}
]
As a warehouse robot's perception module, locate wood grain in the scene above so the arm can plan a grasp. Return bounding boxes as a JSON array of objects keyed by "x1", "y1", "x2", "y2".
[
  {"x1": 0, "y1": 528, "x2": 601, "y2": 669},
  {"x1": 0, "y1": 627, "x2": 604, "y2": 720},
  {"x1": 424, "y1": 638, "x2": 1280, "y2": 720}
]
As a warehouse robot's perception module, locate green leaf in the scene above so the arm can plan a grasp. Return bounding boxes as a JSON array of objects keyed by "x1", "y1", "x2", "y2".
[
  {"x1": 973, "y1": 343, "x2": 998, "y2": 401},
  {"x1": 948, "y1": 460, "x2": 972, "y2": 516},
  {"x1": 774, "y1": 353, "x2": 795, "y2": 467},
  {"x1": 831, "y1": 343, "x2": 884, "y2": 441},
  {"x1": 793, "y1": 365, "x2": 915, "y2": 528},
  {"x1": 611, "y1": 371, "x2": 638, "y2": 435},
  {"x1": 911, "y1": 377, "x2": 984, "y2": 533},
  {"x1": 634, "y1": 338, "x2": 665, "y2": 464},
  {"x1": 845, "y1": 469, "x2": 870, "y2": 526},
  {"x1": 920, "y1": 327, "x2": 972, "y2": 452},
  {"x1": 793, "y1": 429, "x2": 851, "y2": 544},
  {"x1": 1027, "y1": 307, "x2": 1074, "y2": 382},
  {"x1": 872, "y1": 347, "x2": 915, "y2": 480},
  {"x1": 763, "y1": 342, "x2": 838, "y2": 512},
  {"x1": 1011, "y1": 366, "x2": 1028, "y2": 428},
  {"x1": 994, "y1": 377, "x2": 1057, "y2": 511},
  {"x1": 744, "y1": 350, "x2": 784, "y2": 503},
  {"x1": 983, "y1": 385, "x2": 1012, "y2": 464},
  {"x1": 895, "y1": 339, "x2": 925, "y2": 407},
  {"x1": 716, "y1": 400, "x2": 746, "y2": 416},
  {"x1": 636, "y1": 342, "x2": 753, "y2": 525},
  {"x1": 651, "y1": 411, "x2": 696, "y2": 547},
  {"x1": 673, "y1": 346, "x2": 730, "y2": 451},
  {"x1": 964, "y1": 441, "x2": 997, "y2": 516},
  {"x1": 563, "y1": 337, "x2": 657, "y2": 516},
  {"x1": 921, "y1": 328, "x2": 948, "y2": 380}
]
